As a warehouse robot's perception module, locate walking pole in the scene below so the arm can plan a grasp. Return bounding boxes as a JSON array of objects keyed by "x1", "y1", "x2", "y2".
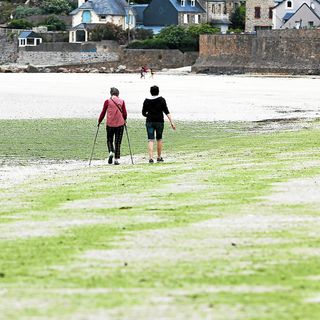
[
  {"x1": 124, "y1": 124, "x2": 134, "y2": 165},
  {"x1": 89, "y1": 124, "x2": 100, "y2": 166}
]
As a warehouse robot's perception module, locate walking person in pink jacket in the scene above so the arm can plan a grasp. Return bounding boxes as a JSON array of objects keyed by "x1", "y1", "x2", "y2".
[{"x1": 98, "y1": 87, "x2": 127, "y2": 165}]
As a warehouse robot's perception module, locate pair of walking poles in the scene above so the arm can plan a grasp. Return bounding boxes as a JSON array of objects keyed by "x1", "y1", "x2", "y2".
[{"x1": 89, "y1": 124, "x2": 134, "y2": 166}]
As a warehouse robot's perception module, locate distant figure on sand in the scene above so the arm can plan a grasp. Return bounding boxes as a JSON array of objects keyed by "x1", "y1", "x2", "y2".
[
  {"x1": 150, "y1": 68, "x2": 154, "y2": 78},
  {"x1": 140, "y1": 66, "x2": 148, "y2": 79},
  {"x1": 98, "y1": 87, "x2": 127, "y2": 165},
  {"x1": 142, "y1": 85, "x2": 176, "y2": 163}
]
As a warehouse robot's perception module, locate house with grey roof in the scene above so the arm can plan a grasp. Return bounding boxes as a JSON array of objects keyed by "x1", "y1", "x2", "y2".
[
  {"x1": 69, "y1": 0, "x2": 136, "y2": 43},
  {"x1": 143, "y1": 0, "x2": 206, "y2": 27},
  {"x1": 18, "y1": 31, "x2": 42, "y2": 47},
  {"x1": 131, "y1": 4, "x2": 148, "y2": 26},
  {"x1": 273, "y1": 0, "x2": 320, "y2": 29}
]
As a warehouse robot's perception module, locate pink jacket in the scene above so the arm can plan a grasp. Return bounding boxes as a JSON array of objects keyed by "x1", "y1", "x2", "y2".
[{"x1": 98, "y1": 96, "x2": 127, "y2": 127}]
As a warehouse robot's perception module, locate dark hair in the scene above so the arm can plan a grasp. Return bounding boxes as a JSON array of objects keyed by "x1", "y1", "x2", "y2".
[
  {"x1": 150, "y1": 85, "x2": 159, "y2": 96},
  {"x1": 110, "y1": 87, "x2": 119, "y2": 96}
]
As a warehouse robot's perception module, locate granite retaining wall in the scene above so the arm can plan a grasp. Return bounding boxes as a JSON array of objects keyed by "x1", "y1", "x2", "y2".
[
  {"x1": 193, "y1": 29, "x2": 320, "y2": 75},
  {"x1": 0, "y1": 29, "x2": 18, "y2": 64}
]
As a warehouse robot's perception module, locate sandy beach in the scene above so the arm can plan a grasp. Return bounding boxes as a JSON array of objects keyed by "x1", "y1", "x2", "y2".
[{"x1": 1, "y1": 72, "x2": 319, "y2": 121}]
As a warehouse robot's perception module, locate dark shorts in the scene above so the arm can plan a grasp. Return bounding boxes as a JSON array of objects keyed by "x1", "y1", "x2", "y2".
[{"x1": 146, "y1": 121, "x2": 164, "y2": 141}]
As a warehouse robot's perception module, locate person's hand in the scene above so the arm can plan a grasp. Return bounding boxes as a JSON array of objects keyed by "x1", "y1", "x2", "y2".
[
  {"x1": 97, "y1": 122, "x2": 101, "y2": 127},
  {"x1": 171, "y1": 122, "x2": 176, "y2": 130}
]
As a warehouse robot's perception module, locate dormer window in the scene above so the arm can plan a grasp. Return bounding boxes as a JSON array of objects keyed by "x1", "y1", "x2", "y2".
[
  {"x1": 191, "y1": 0, "x2": 195, "y2": 6},
  {"x1": 181, "y1": 0, "x2": 185, "y2": 7},
  {"x1": 286, "y1": 1, "x2": 292, "y2": 8}
]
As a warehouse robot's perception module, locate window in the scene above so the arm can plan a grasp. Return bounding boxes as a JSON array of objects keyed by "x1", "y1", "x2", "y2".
[
  {"x1": 269, "y1": 8, "x2": 273, "y2": 19},
  {"x1": 254, "y1": 7, "x2": 261, "y2": 19},
  {"x1": 100, "y1": 15, "x2": 106, "y2": 21},
  {"x1": 183, "y1": 14, "x2": 189, "y2": 23},
  {"x1": 195, "y1": 14, "x2": 200, "y2": 24},
  {"x1": 82, "y1": 10, "x2": 92, "y2": 23},
  {"x1": 27, "y1": 38, "x2": 34, "y2": 45},
  {"x1": 308, "y1": 21, "x2": 314, "y2": 28},
  {"x1": 287, "y1": 1, "x2": 292, "y2": 8},
  {"x1": 191, "y1": 0, "x2": 195, "y2": 6},
  {"x1": 181, "y1": 0, "x2": 185, "y2": 7}
]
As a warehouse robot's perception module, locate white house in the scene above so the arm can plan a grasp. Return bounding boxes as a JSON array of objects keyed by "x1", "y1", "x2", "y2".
[
  {"x1": 18, "y1": 31, "x2": 42, "y2": 47},
  {"x1": 273, "y1": 0, "x2": 320, "y2": 29},
  {"x1": 69, "y1": 0, "x2": 136, "y2": 43}
]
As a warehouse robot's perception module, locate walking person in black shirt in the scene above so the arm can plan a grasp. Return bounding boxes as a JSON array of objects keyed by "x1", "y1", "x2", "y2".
[{"x1": 142, "y1": 85, "x2": 176, "y2": 163}]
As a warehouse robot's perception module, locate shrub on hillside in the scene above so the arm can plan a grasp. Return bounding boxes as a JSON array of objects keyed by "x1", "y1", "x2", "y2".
[
  {"x1": 40, "y1": 0, "x2": 72, "y2": 14},
  {"x1": 8, "y1": 19, "x2": 33, "y2": 29},
  {"x1": 187, "y1": 24, "x2": 220, "y2": 38},
  {"x1": 0, "y1": 1, "x2": 15, "y2": 24},
  {"x1": 156, "y1": 25, "x2": 186, "y2": 48},
  {"x1": 132, "y1": 28, "x2": 153, "y2": 41},
  {"x1": 90, "y1": 23, "x2": 127, "y2": 44},
  {"x1": 38, "y1": 15, "x2": 66, "y2": 31},
  {"x1": 14, "y1": 6, "x2": 44, "y2": 19},
  {"x1": 126, "y1": 24, "x2": 219, "y2": 51},
  {"x1": 227, "y1": 28, "x2": 243, "y2": 34},
  {"x1": 127, "y1": 38, "x2": 169, "y2": 49}
]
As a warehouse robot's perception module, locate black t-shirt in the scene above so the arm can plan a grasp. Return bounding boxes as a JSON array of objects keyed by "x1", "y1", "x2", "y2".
[{"x1": 142, "y1": 96, "x2": 170, "y2": 122}]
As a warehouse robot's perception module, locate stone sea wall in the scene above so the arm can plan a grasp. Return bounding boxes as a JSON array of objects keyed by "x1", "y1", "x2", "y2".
[
  {"x1": 13, "y1": 40, "x2": 197, "y2": 70},
  {"x1": 193, "y1": 29, "x2": 320, "y2": 75},
  {"x1": 0, "y1": 29, "x2": 18, "y2": 64}
]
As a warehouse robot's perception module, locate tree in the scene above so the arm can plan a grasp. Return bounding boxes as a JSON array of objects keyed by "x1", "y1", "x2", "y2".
[
  {"x1": 156, "y1": 25, "x2": 187, "y2": 48},
  {"x1": 90, "y1": 23, "x2": 127, "y2": 44},
  {"x1": 187, "y1": 24, "x2": 220, "y2": 38},
  {"x1": 230, "y1": 4, "x2": 245, "y2": 30},
  {"x1": 40, "y1": 0, "x2": 72, "y2": 14},
  {"x1": 132, "y1": 28, "x2": 153, "y2": 41}
]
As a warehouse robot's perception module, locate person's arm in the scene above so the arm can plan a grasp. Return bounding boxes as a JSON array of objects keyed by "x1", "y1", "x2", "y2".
[
  {"x1": 166, "y1": 113, "x2": 176, "y2": 130},
  {"x1": 98, "y1": 100, "x2": 108, "y2": 125},
  {"x1": 162, "y1": 98, "x2": 176, "y2": 130},
  {"x1": 142, "y1": 100, "x2": 148, "y2": 117}
]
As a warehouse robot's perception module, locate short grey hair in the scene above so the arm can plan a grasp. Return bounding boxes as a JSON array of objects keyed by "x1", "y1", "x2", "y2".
[{"x1": 110, "y1": 87, "x2": 119, "y2": 96}]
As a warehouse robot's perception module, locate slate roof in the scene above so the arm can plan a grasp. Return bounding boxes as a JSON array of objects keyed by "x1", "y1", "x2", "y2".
[
  {"x1": 284, "y1": 3, "x2": 320, "y2": 23},
  {"x1": 131, "y1": 4, "x2": 148, "y2": 24},
  {"x1": 169, "y1": 0, "x2": 205, "y2": 13},
  {"x1": 274, "y1": 0, "x2": 320, "y2": 9},
  {"x1": 18, "y1": 31, "x2": 41, "y2": 38},
  {"x1": 70, "y1": 0, "x2": 128, "y2": 16},
  {"x1": 71, "y1": 23, "x2": 101, "y2": 30}
]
